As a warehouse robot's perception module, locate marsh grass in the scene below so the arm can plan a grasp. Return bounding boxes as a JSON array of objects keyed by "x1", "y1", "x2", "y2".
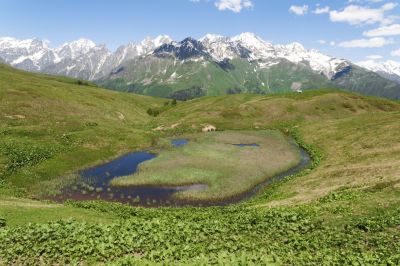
[
  {"x1": 111, "y1": 130, "x2": 301, "y2": 201},
  {"x1": 31, "y1": 173, "x2": 81, "y2": 198}
]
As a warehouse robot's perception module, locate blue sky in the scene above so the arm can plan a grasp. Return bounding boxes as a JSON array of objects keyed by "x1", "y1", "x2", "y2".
[{"x1": 0, "y1": 0, "x2": 399, "y2": 62}]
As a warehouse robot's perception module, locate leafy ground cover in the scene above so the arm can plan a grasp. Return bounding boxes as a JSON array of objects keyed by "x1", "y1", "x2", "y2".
[
  {"x1": 111, "y1": 130, "x2": 301, "y2": 201},
  {"x1": 1, "y1": 187, "x2": 399, "y2": 265}
]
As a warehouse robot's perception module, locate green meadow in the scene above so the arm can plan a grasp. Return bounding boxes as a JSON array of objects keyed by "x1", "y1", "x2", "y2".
[{"x1": 0, "y1": 64, "x2": 399, "y2": 265}]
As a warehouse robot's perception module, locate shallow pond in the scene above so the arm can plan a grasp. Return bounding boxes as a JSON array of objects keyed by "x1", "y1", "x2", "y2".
[
  {"x1": 171, "y1": 139, "x2": 189, "y2": 147},
  {"x1": 233, "y1": 143, "x2": 260, "y2": 147},
  {"x1": 80, "y1": 151, "x2": 156, "y2": 185},
  {"x1": 53, "y1": 139, "x2": 210, "y2": 206},
  {"x1": 52, "y1": 138, "x2": 310, "y2": 207},
  {"x1": 80, "y1": 139, "x2": 189, "y2": 186}
]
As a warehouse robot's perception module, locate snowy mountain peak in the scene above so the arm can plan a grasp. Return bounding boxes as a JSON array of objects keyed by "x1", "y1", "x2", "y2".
[
  {"x1": 231, "y1": 32, "x2": 271, "y2": 48},
  {"x1": 153, "y1": 35, "x2": 172, "y2": 47},
  {"x1": 357, "y1": 60, "x2": 400, "y2": 73},
  {"x1": 57, "y1": 38, "x2": 96, "y2": 58},
  {"x1": 140, "y1": 35, "x2": 172, "y2": 47},
  {"x1": 0, "y1": 36, "x2": 15, "y2": 43},
  {"x1": 58, "y1": 38, "x2": 96, "y2": 53},
  {"x1": 153, "y1": 37, "x2": 207, "y2": 60},
  {"x1": 134, "y1": 35, "x2": 173, "y2": 56},
  {"x1": 200, "y1": 34, "x2": 226, "y2": 42},
  {"x1": 357, "y1": 60, "x2": 400, "y2": 83},
  {"x1": 60, "y1": 38, "x2": 96, "y2": 50},
  {"x1": 233, "y1": 32, "x2": 260, "y2": 41},
  {"x1": 285, "y1": 42, "x2": 306, "y2": 52},
  {"x1": 0, "y1": 37, "x2": 47, "y2": 51}
]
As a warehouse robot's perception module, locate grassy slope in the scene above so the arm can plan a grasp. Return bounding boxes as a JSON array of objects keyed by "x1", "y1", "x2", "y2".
[
  {"x1": 99, "y1": 57, "x2": 239, "y2": 97},
  {"x1": 99, "y1": 56, "x2": 400, "y2": 100},
  {"x1": 157, "y1": 91, "x2": 400, "y2": 204},
  {"x1": 0, "y1": 194, "x2": 116, "y2": 226},
  {"x1": 111, "y1": 130, "x2": 301, "y2": 201},
  {"x1": 333, "y1": 64, "x2": 400, "y2": 100},
  {"x1": 0, "y1": 65, "x2": 400, "y2": 264},
  {"x1": 0, "y1": 64, "x2": 165, "y2": 196},
  {"x1": 100, "y1": 58, "x2": 336, "y2": 98}
]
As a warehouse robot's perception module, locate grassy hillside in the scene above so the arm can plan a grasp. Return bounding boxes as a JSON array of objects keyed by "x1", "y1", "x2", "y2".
[
  {"x1": 156, "y1": 91, "x2": 400, "y2": 205},
  {"x1": 99, "y1": 58, "x2": 337, "y2": 98},
  {"x1": 0, "y1": 64, "x2": 399, "y2": 265},
  {"x1": 99, "y1": 56, "x2": 400, "y2": 100},
  {"x1": 333, "y1": 64, "x2": 400, "y2": 100},
  {"x1": 0, "y1": 64, "x2": 165, "y2": 196}
]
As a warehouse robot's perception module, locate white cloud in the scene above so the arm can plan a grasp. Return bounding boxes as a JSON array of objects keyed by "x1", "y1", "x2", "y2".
[
  {"x1": 329, "y1": 3, "x2": 398, "y2": 25},
  {"x1": 366, "y1": 54, "x2": 383, "y2": 59},
  {"x1": 318, "y1": 40, "x2": 336, "y2": 46},
  {"x1": 391, "y1": 48, "x2": 400, "y2": 56},
  {"x1": 314, "y1": 6, "x2": 330, "y2": 14},
  {"x1": 215, "y1": 0, "x2": 253, "y2": 13},
  {"x1": 363, "y1": 24, "x2": 400, "y2": 37},
  {"x1": 289, "y1": 5, "x2": 309, "y2": 15},
  {"x1": 339, "y1": 37, "x2": 394, "y2": 48}
]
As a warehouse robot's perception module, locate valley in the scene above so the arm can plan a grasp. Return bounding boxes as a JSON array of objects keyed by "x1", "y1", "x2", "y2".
[
  {"x1": 2, "y1": 0, "x2": 400, "y2": 264},
  {"x1": 0, "y1": 64, "x2": 399, "y2": 264}
]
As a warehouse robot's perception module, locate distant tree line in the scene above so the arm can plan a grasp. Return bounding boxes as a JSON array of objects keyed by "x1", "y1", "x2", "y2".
[{"x1": 169, "y1": 86, "x2": 206, "y2": 101}]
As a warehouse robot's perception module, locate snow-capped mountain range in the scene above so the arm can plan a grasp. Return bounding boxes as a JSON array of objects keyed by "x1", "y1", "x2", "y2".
[
  {"x1": 0, "y1": 33, "x2": 353, "y2": 81},
  {"x1": 1, "y1": 33, "x2": 399, "y2": 100},
  {"x1": 356, "y1": 60, "x2": 400, "y2": 83},
  {"x1": 200, "y1": 33, "x2": 352, "y2": 80},
  {"x1": 0, "y1": 35, "x2": 173, "y2": 80}
]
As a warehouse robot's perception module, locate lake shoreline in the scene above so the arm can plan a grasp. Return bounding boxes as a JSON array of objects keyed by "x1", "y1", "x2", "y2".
[{"x1": 48, "y1": 132, "x2": 311, "y2": 207}]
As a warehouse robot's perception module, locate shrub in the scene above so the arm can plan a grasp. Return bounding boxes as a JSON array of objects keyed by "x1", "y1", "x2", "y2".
[
  {"x1": 0, "y1": 217, "x2": 5, "y2": 228},
  {"x1": 169, "y1": 86, "x2": 205, "y2": 101},
  {"x1": 85, "y1": 121, "x2": 98, "y2": 127},
  {"x1": 76, "y1": 80, "x2": 89, "y2": 86},
  {"x1": 147, "y1": 108, "x2": 160, "y2": 117}
]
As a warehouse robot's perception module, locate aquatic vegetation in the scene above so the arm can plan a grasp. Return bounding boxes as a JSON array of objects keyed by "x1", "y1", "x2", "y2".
[{"x1": 111, "y1": 130, "x2": 302, "y2": 202}]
